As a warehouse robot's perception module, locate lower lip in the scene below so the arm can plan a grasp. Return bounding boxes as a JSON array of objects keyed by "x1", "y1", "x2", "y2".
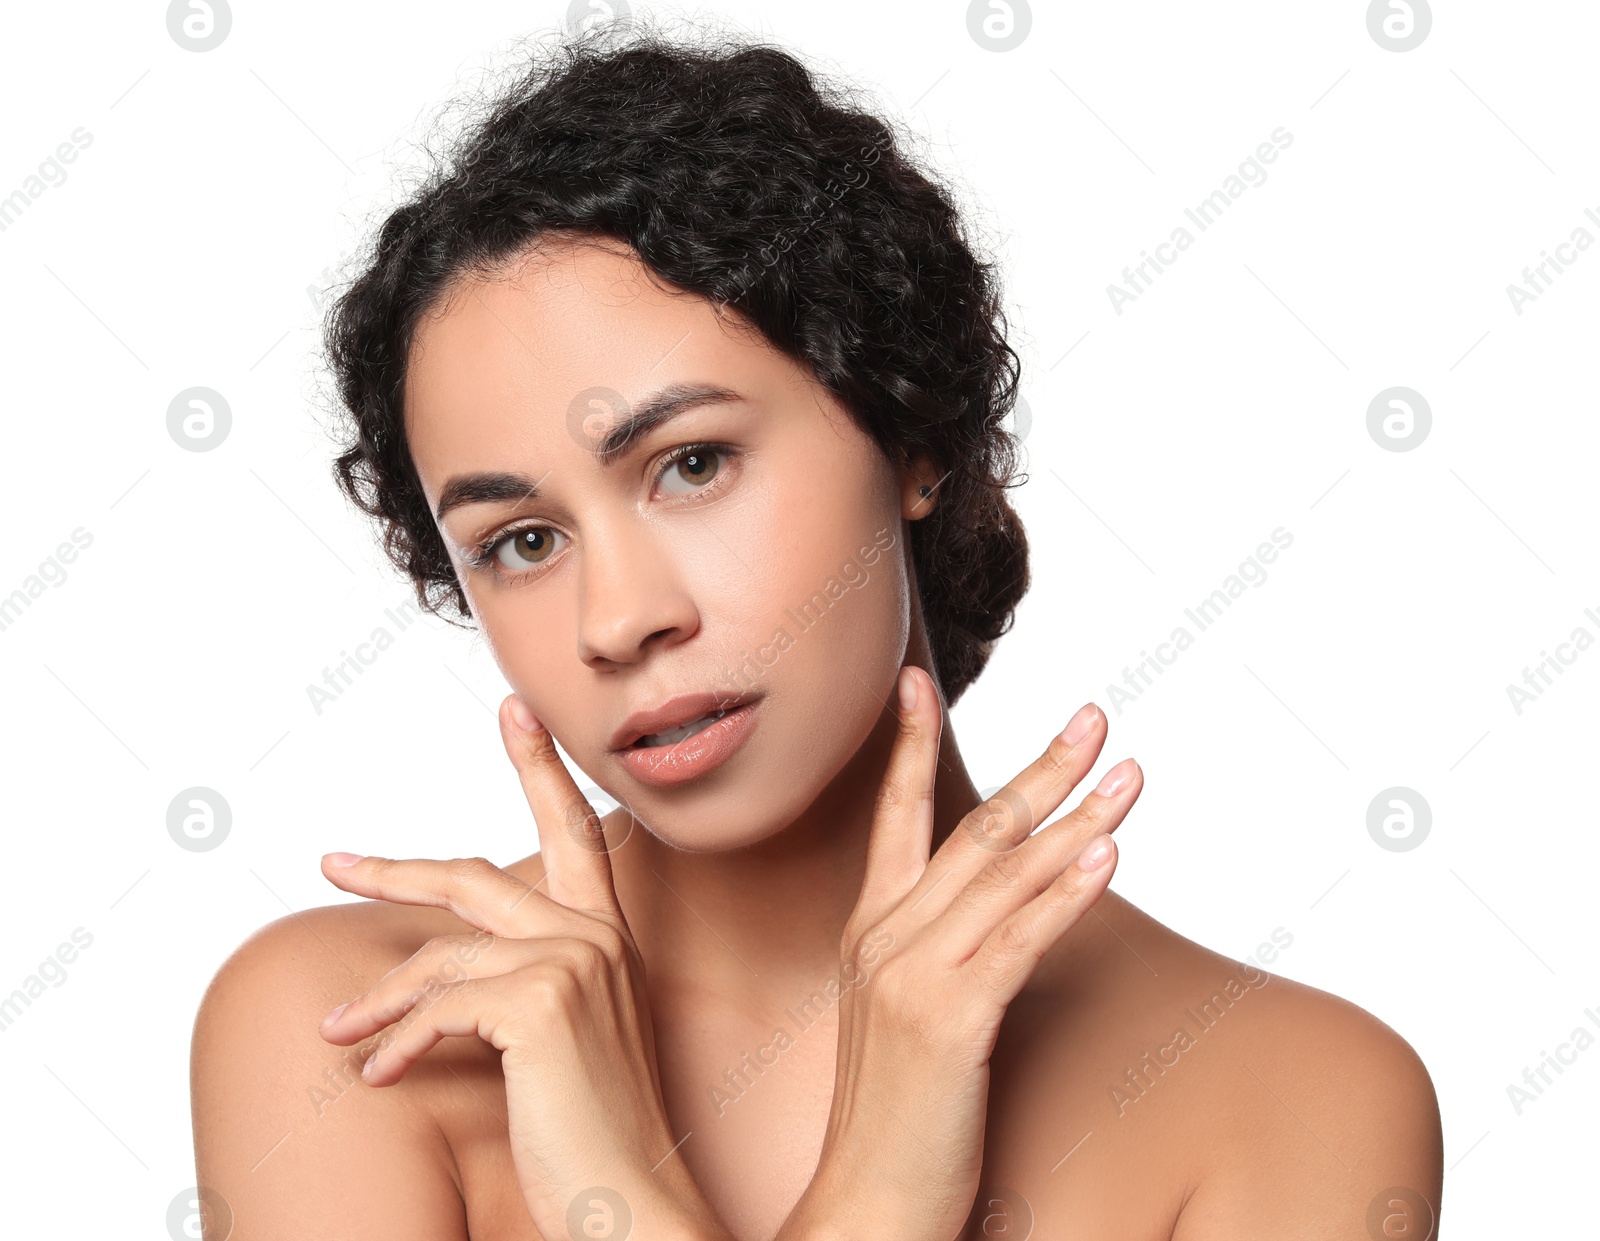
[{"x1": 616, "y1": 700, "x2": 761, "y2": 788}]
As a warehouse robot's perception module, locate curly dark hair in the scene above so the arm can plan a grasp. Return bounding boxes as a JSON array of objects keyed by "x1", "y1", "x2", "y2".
[{"x1": 320, "y1": 16, "x2": 1029, "y2": 706}]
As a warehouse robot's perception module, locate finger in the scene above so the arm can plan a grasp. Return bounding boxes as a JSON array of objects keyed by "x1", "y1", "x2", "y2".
[
  {"x1": 500, "y1": 695, "x2": 624, "y2": 914},
  {"x1": 320, "y1": 930, "x2": 519, "y2": 1045},
  {"x1": 851, "y1": 665, "x2": 943, "y2": 933},
  {"x1": 901, "y1": 702, "x2": 1108, "y2": 924},
  {"x1": 924, "y1": 758, "x2": 1141, "y2": 964},
  {"x1": 319, "y1": 852, "x2": 574, "y2": 938},
  {"x1": 357, "y1": 975, "x2": 513, "y2": 1087},
  {"x1": 359, "y1": 949, "x2": 593, "y2": 1087},
  {"x1": 964, "y1": 832, "x2": 1120, "y2": 1006}
]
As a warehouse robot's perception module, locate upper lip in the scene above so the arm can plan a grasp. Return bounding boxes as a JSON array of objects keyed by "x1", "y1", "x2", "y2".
[{"x1": 610, "y1": 690, "x2": 761, "y2": 751}]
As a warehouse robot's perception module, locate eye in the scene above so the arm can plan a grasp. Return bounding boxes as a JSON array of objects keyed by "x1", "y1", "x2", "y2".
[
  {"x1": 656, "y1": 444, "x2": 725, "y2": 497},
  {"x1": 488, "y1": 525, "x2": 564, "y2": 575},
  {"x1": 471, "y1": 442, "x2": 737, "y2": 584}
]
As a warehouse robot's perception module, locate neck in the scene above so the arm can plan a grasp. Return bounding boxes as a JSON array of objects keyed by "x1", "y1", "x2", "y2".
[{"x1": 606, "y1": 666, "x2": 983, "y2": 1010}]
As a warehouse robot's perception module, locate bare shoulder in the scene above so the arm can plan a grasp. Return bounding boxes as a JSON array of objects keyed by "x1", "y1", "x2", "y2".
[
  {"x1": 1159, "y1": 926, "x2": 1444, "y2": 1239},
  {"x1": 992, "y1": 892, "x2": 1443, "y2": 1239},
  {"x1": 190, "y1": 895, "x2": 476, "y2": 1240}
]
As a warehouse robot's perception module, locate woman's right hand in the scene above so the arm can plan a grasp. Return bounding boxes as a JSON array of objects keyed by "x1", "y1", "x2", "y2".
[{"x1": 779, "y1": 664, "x2": 1142, "y2": 1241}]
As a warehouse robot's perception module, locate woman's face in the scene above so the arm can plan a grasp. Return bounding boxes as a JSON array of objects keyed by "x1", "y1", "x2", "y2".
[{"x1": 404, "y1": 237, "x2": 928, "y2": 851}]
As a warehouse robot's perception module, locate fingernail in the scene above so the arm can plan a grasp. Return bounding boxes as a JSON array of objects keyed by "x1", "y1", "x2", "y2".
[
  {"x1": 1076, "y1": 835, "x2": 1114, "y2": 872},
  {"x1": 323, "y1": 852, "x2": 363, "y2": 867},
  {"x1": 898, "y1": 667, "x2": 918, "y2": 711},
  {"x1": 1060, "y1": 703, "x2": 1098, "y2": 747},
  {"x1": 507, "y1": 696, "x2": 541, "y2": 733},
  {"x1": 361, "y1": 1053, "x2": 376, "y2": 1078},
  {"x1": 320, "y1": 1002, "x2": 348, "y2": 1029},
  {"x1": 1095, "y1": 760, "x2": 1133, "y2": 797}
]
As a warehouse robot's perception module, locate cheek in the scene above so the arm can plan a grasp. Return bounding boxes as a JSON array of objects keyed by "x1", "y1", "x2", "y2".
[
  {"x1": 717, "y1": 458, "x2": 906, "y2": 661},
  {"x1": 474, "y1": 594, "x2": 573, "y2": 715},
  {"x1": 740, "y1": 522, "x2": 912, "y2": 733},
  {"x1": 728, "y1": 447, "x2": 909, "y2": 694}
]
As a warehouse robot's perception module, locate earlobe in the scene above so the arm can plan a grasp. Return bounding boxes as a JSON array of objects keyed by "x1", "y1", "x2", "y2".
[{"x1": 901, "y1": 460, "x2": 941, "y2": 520}]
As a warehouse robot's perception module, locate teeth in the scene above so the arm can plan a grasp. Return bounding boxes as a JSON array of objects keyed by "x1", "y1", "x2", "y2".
[{"x1": 635, "y1": 708, "x2": 729, "y2": 749}]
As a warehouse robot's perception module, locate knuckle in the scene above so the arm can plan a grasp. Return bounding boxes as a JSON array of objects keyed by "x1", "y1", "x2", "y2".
[
  {"x1": 564, "y1": 935, "x2": 611, "y2": 983},
  {"x1": 520, "y1": 962, "x2": 579, "y2": 1018},
  {"x1": 895, "y1": 706, "x2": 927, "y2": 747},
  {"x1": 588, "y1": 923, "x2": 629, "y2": 969},
  {"x1": 424, "y1": 931, "x2": 468, "y2": 959},
  {"x1": 1074, "y1": 794, "x2": 1110, "y2": 830},
  {"x1": 405, "y1": 974, "x2": 461, "y2": 1020},
  {"x1": 989, "y1": 915, "x2": 1037, "y2": 961},
  {"x1": 844, "y1": 925, "x2": 890, "y2": 976},
  {"x1": 427, "y1": 935, "x2": 479, "y2": 984},
  {"x1": 1045, "y1": 865, "x2": 1096, "y2": 917},
  {"x1": 969, "y1": 934, "x2": 1038, "y2": 999},
  {"x1": 981, "y1": 845, "x2": 1032, "y2": 890},
  {"x1": 840, "y1": 919, "x2": 887, "y2": 970},
  {"x1": 875, "y1": 773, "x2": 933, "y2": 820},
  {"x1": 1041, "y1": 729, "x2": 1076, "y2": 774},
  {"x1": 965, "y1": 786, "x2": 1033, "y2": 851},
  {"x1": 444, "y1": 855, "x2": 496, "y2": 885},
  {"x1": 857, "y1": 939, "x2": 899, "y2": 979},
  {"x1": 867, "y1": 952, "x2": 917, "y2": 1007}
]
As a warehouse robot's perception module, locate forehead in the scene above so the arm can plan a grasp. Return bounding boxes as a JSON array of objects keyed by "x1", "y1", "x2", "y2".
[{"x1": 402, "y1": 239, "x2": 782, "y2": 483}]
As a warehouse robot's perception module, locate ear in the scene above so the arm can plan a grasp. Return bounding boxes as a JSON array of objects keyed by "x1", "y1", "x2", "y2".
[{"x1": 898, "y1": 453, "x2": 945, "y2": 521}]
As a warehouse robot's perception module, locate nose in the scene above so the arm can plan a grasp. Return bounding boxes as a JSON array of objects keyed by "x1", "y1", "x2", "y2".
[{"x1": 574, "y1": 515, "x2": 699, "y2": 667}]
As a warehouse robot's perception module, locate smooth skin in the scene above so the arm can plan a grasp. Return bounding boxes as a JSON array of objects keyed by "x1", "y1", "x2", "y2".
[
  {"x1": 308, "y1": 667, "x2": 1130, "y2": 1241},
  {"x1": 190, "y1": 237, "x2": 1443, "y2": 1240}
]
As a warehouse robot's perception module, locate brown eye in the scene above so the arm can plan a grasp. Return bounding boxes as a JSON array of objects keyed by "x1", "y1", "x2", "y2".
[
  {"x1": 492, "y1": 527, "x2": 562, "y2": 573},
  {"x1": 659, "y1": 447, "x2": 722, "y2": 496}
]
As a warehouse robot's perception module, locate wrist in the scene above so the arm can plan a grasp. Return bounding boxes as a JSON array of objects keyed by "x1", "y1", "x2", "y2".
[
  {"x1": 778, "y1": 1146, "x2": 960, "y2": 1241},
  {"x1": 631, "y1": 1174, "x2": 737, "y2": 1241},
  {"x1": 773, "y1": 1199, "x2": 853, "y2": 1241},
  {"x1": 775, "y1": 1176, "x2": 895, "y2": 1241},
  {"x1": 550, "y1": 1168, "x2": 732, "y2": 1241}
]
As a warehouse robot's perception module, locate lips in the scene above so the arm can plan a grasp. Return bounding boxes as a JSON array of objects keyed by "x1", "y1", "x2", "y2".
[
  {"x1": 615, "y1": 698, "x2": 762, "y2": 788},
  {"x1": 633, "y1": 708, "x2": 729, "y2": 749},
  {"x1": 609, "y1": 690, "x2": 762, "y2": 752}
]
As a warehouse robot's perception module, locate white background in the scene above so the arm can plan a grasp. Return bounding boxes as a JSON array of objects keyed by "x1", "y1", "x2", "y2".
[{"x1": 0, "y1": 0, "x2": 1594, "y2": 1236}]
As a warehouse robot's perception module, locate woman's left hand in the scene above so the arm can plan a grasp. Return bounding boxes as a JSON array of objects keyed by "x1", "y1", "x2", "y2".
[{"x1": 317, "y1": 696, "x2": 731, "y2": 1241}]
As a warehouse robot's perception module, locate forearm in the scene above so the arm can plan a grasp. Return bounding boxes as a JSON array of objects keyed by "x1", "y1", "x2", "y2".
[
  {"x1": 772, "y1": 1165, "x2": 924, "y2": 1241},
  {"x1": 593, "y1": 1169, "x2": 742, "y2": 1241},
  {"x1": 772, "y1": 1200, "x2": 856, "y2": 1241}
]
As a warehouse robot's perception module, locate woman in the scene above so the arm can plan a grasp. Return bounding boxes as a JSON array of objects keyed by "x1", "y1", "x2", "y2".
[{"x1": 190, "y1": 21, "x2": 1443, "y2": 1241}]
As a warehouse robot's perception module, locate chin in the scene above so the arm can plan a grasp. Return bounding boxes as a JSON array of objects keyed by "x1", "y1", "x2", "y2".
[
  {"x1": 604, "y1": 743, "x2": 809, "y2": 853},
  {"x1": 641, "y1": 811, "x2": 792, "y2": 854},
  {"x1": 605, "y1": 680, "x2": 892, "y2": 854}
]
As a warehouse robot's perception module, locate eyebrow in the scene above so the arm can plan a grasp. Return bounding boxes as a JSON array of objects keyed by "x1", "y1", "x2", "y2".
[{"x1": 432, "y1": 382, "x2": 745, "y2": 523}]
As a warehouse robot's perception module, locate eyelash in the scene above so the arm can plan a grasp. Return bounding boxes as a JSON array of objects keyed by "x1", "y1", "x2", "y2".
[{"x1": 464, "y1": 441, "x2": 739, "y2": 582}]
